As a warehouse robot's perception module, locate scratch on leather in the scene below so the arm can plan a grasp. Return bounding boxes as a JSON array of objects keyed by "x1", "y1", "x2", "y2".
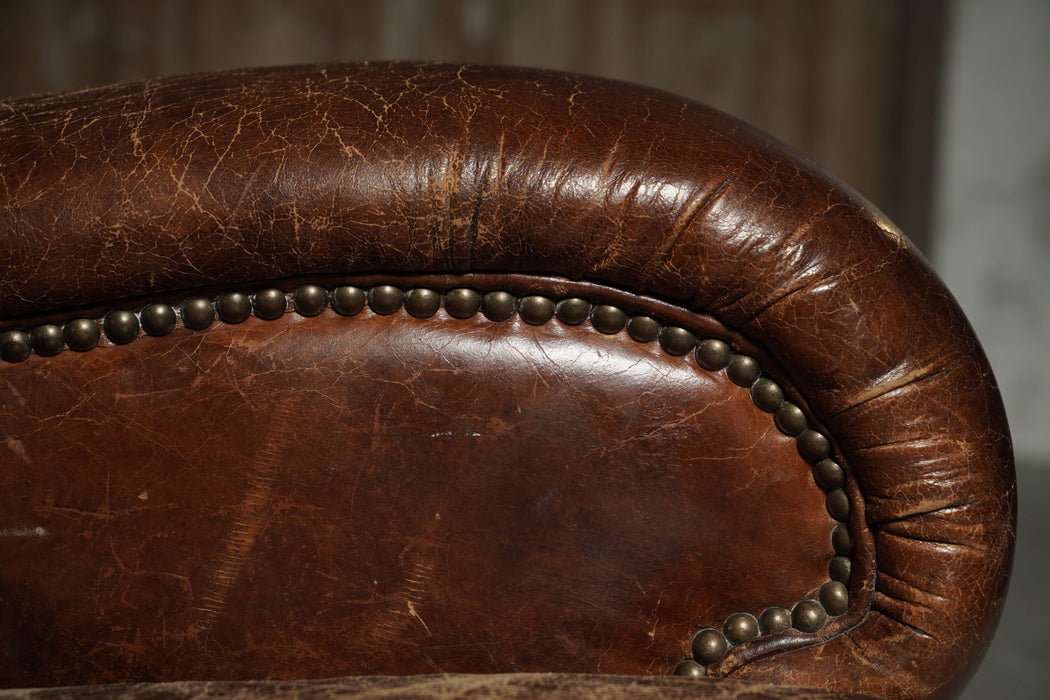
[
  {"x1": 194, "y1": 400, "x2": 296, "y2": 634},
  {"x1": 371, "y1": 558, "x2": 437, "y2": 643},
  {"x1": 402, "y1": 560, "x2": 436, "y2": 635}
]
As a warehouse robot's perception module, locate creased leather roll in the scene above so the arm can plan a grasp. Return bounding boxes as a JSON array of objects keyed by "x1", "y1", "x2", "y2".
[{"x1": 0, "y1": 63, "x2": 1014, "y2": 700}]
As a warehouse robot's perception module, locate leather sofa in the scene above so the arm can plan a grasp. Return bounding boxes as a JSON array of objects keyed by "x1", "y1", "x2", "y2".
[{"x1": 0, "y1": 63, "x2": 1015, "y2": 699}]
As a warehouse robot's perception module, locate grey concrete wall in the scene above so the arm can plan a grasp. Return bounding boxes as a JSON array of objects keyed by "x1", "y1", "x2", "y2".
[
  {"x1": 931, "y1": 0, "x2": 1050, "y2": 465},
  {"x1": 934, "y1": 6, "x2": 1049, "y2": 698}
]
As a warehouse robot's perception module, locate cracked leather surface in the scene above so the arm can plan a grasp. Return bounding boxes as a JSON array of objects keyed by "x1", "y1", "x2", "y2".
[
  {"x1": 0, "y1": 64, "x2": 1015, "y2": 700},
  {"x1": 0, "y1": 309, "x2": 833, "y2": 683}
]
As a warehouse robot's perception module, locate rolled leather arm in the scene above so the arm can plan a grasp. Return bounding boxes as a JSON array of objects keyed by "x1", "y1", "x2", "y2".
[{"x1": 0, "y1": 63, "x2": 1014, "y2": 700}]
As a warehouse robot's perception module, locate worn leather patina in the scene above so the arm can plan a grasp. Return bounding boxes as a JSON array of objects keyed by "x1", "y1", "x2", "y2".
[{"x1": 0, "y1": 64, "x2": 1015, "y2": 699}]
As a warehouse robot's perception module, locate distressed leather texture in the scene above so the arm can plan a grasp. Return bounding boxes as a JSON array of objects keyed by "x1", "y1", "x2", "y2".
[
  {"x1": 0, "y1": 64, "x2": 1015, "y2": 700},
  {"x1": 0, "y1": 298, "x2": 837, "y2": 683}
]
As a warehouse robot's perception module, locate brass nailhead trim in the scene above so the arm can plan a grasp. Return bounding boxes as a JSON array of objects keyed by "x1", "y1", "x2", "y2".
[
  {"x1": 829, "y1": 555, "x2": 852, "y2": 584},
  {"x1": 180, "y1": 298, "x2": 216, "y2": 330},
  {"x1": 64, "y1": 318, "x2": 101, "y2": 352},
  {"x1": 555, "y1": 298, "x2": 591, "y2": 326},
  {"x1": 672, "y1": 659, "x2": 705, "y2": 678},
  {"x1": 331, "y1": 286, "x2": 367, "y2": 316},
  {"x1": 691, "y1": 627, "x2": 730, "y2": 666},
  {"x1": 141, "y1": 303, "x2": 178, "y2": 336},
  {"x1": 404, "y1": 288, "x2": 441, "y2": 319},
  {"x1": 444, "y1": 288, "x2": 482, "y2": 319},
  {"x1": 758, "y1": 607, "x2": 792, "y2": 635},
  {"x1": 591, "y1": 304, "x2": 627, "y2": 335},
  {"x1": 1, "y1": 283, "x2": 854, "y2": 675},
  {"x1": 626, "y1": 315, "x2": 661, "y2": 343},
  {"x1": 216, "y1": 292, "x2": 252, "y2": 324},
  {"x1": 791, "y1": 599, "x2": 829, "y2": 634},
  {"x1": 774, "y1": 402, "x2": 808, "y2": 437},
  {"x1": 0, "y1": 330, "x2": 31, "y2": 363},
  {"x1": 253, "y1": 288, "x2": 288, "y2": 320},
  {"x1": 103, "y1": 310, "x2": 140, "y2": 344},
  {"x1": 481, "y1": 291, "x2": 516, "y2": 321},
  {"x1": 814, "y1": 458, "x2": 846, "y2": 490},
  {"x1": 820, "y1": 581, "x2": 850, "y2": 616},
  {"x1": 368, "y1": 285, "x2": 403, "y2": 315},
  {"x1": 658, "y1": 326, "x2": 697, "y2": 356},
  {"x1": 726, "y1": 354, "x2": 761, "y2": 386},
  {"x1": 30, "y1": 324, "x2": 64, "y2": 357},
  {"x1": 749, "y1": 377, "x2": 784, "y2": 412},
  {"x1": 518, "y1": 295, "x2": 556, "y2": 325},
  {"x1": 696, "y1": 338, "x2": 732, "y2": 370},
  {"x1": 724, "y1": 612, "x2": 760, "y2": 645},
  {"x1": 292, "y1": 285, "x2": 329, "y2": 317},
  {"x1": 832, "y1": 524, "x2": 853, "y2": 556}
]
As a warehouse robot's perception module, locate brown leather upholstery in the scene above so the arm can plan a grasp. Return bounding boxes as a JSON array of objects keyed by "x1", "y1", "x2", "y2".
[{"x1": 0, "y1": 64, "x2": 1014, "y2": 699}]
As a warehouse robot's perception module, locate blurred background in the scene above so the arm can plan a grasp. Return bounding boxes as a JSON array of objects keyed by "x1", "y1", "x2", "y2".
[{"x1": 1, "y1": 0, "x2": 1045, "y2": 695}]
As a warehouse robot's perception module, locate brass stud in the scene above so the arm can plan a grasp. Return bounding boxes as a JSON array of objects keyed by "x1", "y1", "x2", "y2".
[
  {"x1": 518, "y1": 295, "x2": 556, "y2": 325},
  {"x1": 726, "y1": 354, "x2": 761, "y2": 386},
  {"x1": 819, "y1": 581, "x2": 849, "y2": 616},
  {"x1": 555, "y1": 298, "x2": 591, "y2": 326},
  {"x1": 140, "y1": 304, "x2": 177, "y2": 336},
  {"x1": 758, "y1": 607, "x2": 792, "y2": 635},
  {"x1": 253, "y1": 288, "x2": 287, "y2": 320},
  {"x1": 659, "y1": 326, "x2": 696, "y2": 356},
  {"x1": 826, "y1": 489, "x2": 850, "y2": 522},
  {"x1": 829, "y1": 555, "x2": 852, "y2": 584},
  {"x1": 216, "y1": 292, "x2": 252, "y2": 324},
  {"x1": 63, "y1": 318, "x2": 100, "y2": 352},
  {"x1": 292, "y1": 285, "x2": 329, "y2": 317},
  {"x1": 103, "y1": 310, "x2": 139, "y2": 344},
  {"x1": 404, "y1": 288, "x2": 441, "y2": 318},
  {"x1": 626, "y1": 315, "x2": 661, "y2": 343},
  {"x1": 750, "y1": 377, "x2": 784, "y2": 412},
  {"x1": 331, "y1": 286, "x2": 367, "y2": 316},
  {"x1": 832, "y1": 523, "x2": 853, "y2": 556},
  {"x1": 723, "y1": 612, "x2": 760, "y2": 645},
  {"x1": 0, "y1": 330, "x2": 31, "y2": 363},
  {"x1": 180, "y1": 298, "x2": 215, "y2": 330},
  {"x1": 368, "y1": 285, "x2": 404, "y2": 315},
  {"x1": 695, "y1": 339, "x2": 731, "y2": 371},
  {"x1": 797, "y1": 429, "x2": 831, "y2": 462},
  {"x1": 590, "y1": 304, "x2": 627, "y2": 335},
  {"x1": 791, "y1": 599, "x2": 828, "y2": 634},
  {"x1": 813, "y1": 459, "x2": 846, "y2": 490},
  {"x1": 690, "y1": 628, "x2": 728, "y2": 666},
  {"x1": 672, "y1": 659, "x2": 705, "y2": 677},
  {"x1": 481, "y1": 291, "x2": 516, "y2": 321},
  {"x1": 444, "y1": 288, "x2": 481, "y2": 319},
  {"x1": 30, "y1": 324, "x2": 64, "y2": 356},
  {"x1": 774, "y1": 402, "x2": 807, "y2": 437}
]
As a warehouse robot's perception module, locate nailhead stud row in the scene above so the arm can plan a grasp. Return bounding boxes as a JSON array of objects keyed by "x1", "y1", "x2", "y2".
[
  {"x1": 673, "y1": 335, "x2": 852, "y2": 677},
  {"x1": 0, "y1": 283, "x2": 853, "y2": 677},
  {"x1": 0, "y1": 286, "x2": 332, "y2": 361}
]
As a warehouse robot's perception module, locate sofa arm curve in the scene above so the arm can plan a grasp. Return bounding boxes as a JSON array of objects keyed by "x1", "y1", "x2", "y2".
[{"x1": 0, "y1": 63, "x2": 1014, "y2": 700}]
